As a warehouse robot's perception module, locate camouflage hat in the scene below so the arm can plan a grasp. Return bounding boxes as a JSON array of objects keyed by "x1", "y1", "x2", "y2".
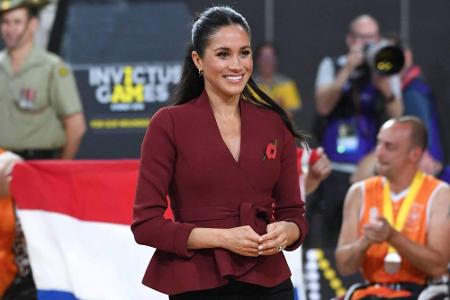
[{"x1": 0, "y1": 0, "x2": 50, "y2": 13}]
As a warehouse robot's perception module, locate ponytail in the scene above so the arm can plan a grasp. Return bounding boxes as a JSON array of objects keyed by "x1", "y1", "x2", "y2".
[{"x1": 172, "y1": 44, "x2": 204, "y2": 105}]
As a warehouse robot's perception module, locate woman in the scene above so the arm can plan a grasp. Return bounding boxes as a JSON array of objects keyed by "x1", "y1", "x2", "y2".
[{"x1": 132, "y1": 6, "x2": 308, "y2": 299}]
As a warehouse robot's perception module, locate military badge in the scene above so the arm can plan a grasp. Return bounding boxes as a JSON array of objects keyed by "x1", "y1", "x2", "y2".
[{"x1": 16, "y1": 88, "x2": 37, "y2": 110}]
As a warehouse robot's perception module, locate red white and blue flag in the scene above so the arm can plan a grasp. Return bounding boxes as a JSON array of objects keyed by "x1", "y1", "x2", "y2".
[{"x1": 11, "y1": 161, "x2": 164, "y2": 300}]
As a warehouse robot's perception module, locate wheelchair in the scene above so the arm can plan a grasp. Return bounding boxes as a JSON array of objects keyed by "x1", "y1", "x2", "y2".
[{"x1": 339, "y1": 276, "x2": 449, "y2": 300}]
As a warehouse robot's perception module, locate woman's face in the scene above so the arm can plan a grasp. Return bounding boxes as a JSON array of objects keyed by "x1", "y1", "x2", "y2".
[{"x1": 193, "y1": 24, "x2": 253, "y2": 100}]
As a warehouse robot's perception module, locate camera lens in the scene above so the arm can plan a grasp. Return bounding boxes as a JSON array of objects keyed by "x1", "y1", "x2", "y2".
[{"x1": 374, "y1": 46, "x2": 405, "y2": 75}]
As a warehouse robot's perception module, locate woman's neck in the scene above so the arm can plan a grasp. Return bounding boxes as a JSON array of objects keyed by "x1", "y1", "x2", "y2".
[{"x1": 205, "y1": 88, "x2": 240, "y2": 118}]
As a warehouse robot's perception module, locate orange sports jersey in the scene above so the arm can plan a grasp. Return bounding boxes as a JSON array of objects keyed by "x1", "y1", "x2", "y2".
[
  {"x1": 0, "y1": 149, "x2": 17, "y2": 296},
  {"x1": 358, "y1": 174, "x2": 443, "y2": 284}
]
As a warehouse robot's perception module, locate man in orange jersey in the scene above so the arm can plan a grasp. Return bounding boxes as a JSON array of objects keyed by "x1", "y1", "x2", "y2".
[{"x1": 336, "y1": 116, "x2": 449, "y2": 299}]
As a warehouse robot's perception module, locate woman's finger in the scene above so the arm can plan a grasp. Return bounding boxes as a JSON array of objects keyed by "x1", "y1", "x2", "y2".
[
  {"x1": 259, "y1": 231, "x2": 278, "y2": 242},
  {"x1": 260, "y1": 223, "x2": 283, "y2": 241},
  {"x1": 246, "y1": 248, "x2": 260, "y2": 257},
  {"x1": 243, "y1": 240, "x2": 259, "y2": 249},
  {"x1": 260, "y1": 236, "x2": 287, "y2": 251},
  {"x1": 242, "y1": 226, "x2": 262, "y2": 243},
  {"x1": 258, "y1": 241, "x2": 287, "y2": 255}
]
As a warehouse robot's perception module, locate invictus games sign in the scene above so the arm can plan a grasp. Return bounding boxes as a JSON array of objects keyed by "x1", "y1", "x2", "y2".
[
  {"x1": 89, "y1": 64, "x2": 182, "y2": 111},
  {"x1": 73, "y1": 62, "x2": 181, "y2": 133},
  {"x1": 61, "y1": 1, "x2": 192, "y2": 158},
  {"x1": 72, "y1": 62, "x2": 182, "y2": 155}
]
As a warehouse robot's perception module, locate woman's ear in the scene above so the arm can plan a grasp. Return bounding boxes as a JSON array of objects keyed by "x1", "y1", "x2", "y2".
[{"x1": 191, "y1": 51, "x2": 203, "y2": 71}]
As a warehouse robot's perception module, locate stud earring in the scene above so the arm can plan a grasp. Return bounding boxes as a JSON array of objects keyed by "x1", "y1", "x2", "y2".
[{"x1": 199, "y1": 69, "x2": 203, "y2": 76}]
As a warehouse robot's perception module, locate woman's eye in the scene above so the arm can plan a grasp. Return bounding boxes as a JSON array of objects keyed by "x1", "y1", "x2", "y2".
[
  {"x1": 240, "y1": 50, "x2": 251, "y2": 57},
  {"x1": 217, "y1": 52, "x2": 229, "y2": 58}
]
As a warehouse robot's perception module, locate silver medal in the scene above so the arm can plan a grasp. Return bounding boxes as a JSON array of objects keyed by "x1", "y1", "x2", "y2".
[{"x1": 384, "y1": 252, "x2": 401, "y2": 274}]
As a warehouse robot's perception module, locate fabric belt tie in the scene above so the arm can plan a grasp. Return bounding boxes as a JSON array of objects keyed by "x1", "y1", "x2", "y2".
[
  {"x1": 173, "y1": 202, "x2": 272, "y2": 233},
  {"x1": 239, "y1": 202, "x2": 271, "y2": 228}
]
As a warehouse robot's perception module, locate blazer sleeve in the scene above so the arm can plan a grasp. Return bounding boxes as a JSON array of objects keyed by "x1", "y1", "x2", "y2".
[
  {"x1": 131, "y1": 107, "x2": 196, "y2": 258},
  {"x1": 272, "y1": 125, "x2": 308, "y2": 251}
]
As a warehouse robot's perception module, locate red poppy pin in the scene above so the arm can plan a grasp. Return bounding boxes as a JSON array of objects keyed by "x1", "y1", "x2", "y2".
[{"x1": 264, "y1": 139, "x2": 277, "y2": 160}]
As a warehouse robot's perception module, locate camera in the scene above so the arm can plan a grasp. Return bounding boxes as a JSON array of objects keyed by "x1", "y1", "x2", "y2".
[{"x1": 364, "y1": 39, "x2": 405, "y2": 75}]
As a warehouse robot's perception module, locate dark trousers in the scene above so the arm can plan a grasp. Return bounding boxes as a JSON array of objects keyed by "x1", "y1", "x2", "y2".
[{"x1": 169, "y1": 279, "x2": 294, "y2": 300}]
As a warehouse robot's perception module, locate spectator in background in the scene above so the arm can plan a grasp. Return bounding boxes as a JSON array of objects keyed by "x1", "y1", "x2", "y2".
[
  {"x1": 309, "y1": 14, "x2": 403, "y2": 247},
  {"x1": 0, "y1": 150, "x2": 18, "y2": 298},
  {"x1": 0, "y1": 0, "x2": 85, "y2": 160},
  {"x1": 0, "y1": 149, "x2": 32, "y2": 300},
  {"x1": 394, "y1": 37, "x2": 444, "y2": 176},
  {"x1": 299, "y1": 147, "x2": 332, "y2": 197},
  {"x1": 350, "y1": 36, "x2": 446, "y2": 183},
  {"x1": 336, "y1": 117, "x2": 449, "y2": 299},
  {"x1": 253, "y1": 42, "x2": 302, "y2": 115}
]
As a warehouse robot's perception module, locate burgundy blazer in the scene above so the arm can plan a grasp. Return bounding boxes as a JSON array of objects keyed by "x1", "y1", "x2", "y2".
[{"x1": 132, "y1": 90, "x2": 308, "y2": 295}]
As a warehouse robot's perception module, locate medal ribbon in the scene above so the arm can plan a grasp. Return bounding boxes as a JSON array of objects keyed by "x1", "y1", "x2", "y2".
[{"x1": 382, "y1": 171, "x2": 425, "y2": 254}]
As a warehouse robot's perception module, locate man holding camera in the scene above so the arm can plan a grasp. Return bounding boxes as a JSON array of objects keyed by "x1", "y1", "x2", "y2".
[{"x1": 309, "y1": 15, "x2": 403, "y2": 247}]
